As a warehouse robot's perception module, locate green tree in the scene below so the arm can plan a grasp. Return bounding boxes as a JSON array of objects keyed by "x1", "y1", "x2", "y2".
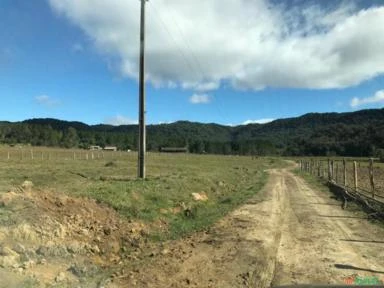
[{"x1": 62, "y1": 127, "x2": 79, "y2": 148}]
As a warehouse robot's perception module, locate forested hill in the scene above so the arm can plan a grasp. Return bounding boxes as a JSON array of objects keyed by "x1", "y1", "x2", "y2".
[{"x1": 1, "y1": 108, "x2": 384, "y2": 157}]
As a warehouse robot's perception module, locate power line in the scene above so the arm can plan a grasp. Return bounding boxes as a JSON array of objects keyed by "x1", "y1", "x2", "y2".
[
  {"x1": 148, "y1": 0, "x2": 229, "y2": 125},
  {"x1": 148, "y1": 0, "x2": 201, "y2": 82},
  {"x1": 155, "y1": 1, "x2": 230, "y2": 124},
  {"x1": 159, "y1": 0, "x2": 207, "y2": 80}
]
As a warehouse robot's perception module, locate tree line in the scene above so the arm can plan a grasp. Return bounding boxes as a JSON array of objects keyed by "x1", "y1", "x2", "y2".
[{"x1": 1, "y1": 108, "x2": 384, "y2": 157}]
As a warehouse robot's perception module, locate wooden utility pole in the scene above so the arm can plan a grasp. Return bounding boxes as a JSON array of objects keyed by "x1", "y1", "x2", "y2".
[{"x1": 138, "y1": 0, "x2": 148, "y2": 179}]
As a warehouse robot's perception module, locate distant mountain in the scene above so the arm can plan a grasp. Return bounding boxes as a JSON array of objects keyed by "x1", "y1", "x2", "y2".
[{"x1": 1, "y1": 108, "x2": 384, "y2": 157}]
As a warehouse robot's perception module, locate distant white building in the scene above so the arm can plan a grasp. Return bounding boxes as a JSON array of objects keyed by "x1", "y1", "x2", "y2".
[
  {"x1": 160, "y1": 147, "x2": 188, "y2": 153},
  {"x1": 104, "y1": 146, "x2": 117, "y2": 151},
  {"x1": 89, "y1": 145, "x2": 102, "y2": 150}
]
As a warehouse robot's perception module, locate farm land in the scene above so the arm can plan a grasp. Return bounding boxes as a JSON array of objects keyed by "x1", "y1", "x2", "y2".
[
  {"x1": 1, "y1": 146, "x2": 384, "y2": 287},
  {"x1": 0, "y1": 146, "x2": 286, "y2": 287}
]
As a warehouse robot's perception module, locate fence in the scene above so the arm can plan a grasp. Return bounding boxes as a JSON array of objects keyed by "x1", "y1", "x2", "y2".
[
  {"x1": 0, "y1": 148, "x2": 129, "y2": 161},
  {"x1": 299, "y1": 158, "x2": 384, "y2": 218},
  {"x1": 300, "y1": 159, "x2": 384, "y2": 200}
]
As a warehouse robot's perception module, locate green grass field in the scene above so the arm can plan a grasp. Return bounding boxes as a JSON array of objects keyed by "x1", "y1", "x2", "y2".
[{"x1": 0, "y1": 146, "x2": 287, "y2": 239}]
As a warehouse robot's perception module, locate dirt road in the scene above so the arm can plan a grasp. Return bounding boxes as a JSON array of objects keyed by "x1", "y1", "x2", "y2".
[{"x1": 121, "y1": 169, "x2": 384, "y2": 287}]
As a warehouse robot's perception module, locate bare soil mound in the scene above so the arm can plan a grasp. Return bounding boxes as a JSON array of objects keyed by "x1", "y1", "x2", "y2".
[{"x1": 0, "y1": 182, "x2": 148, "y2": 287}]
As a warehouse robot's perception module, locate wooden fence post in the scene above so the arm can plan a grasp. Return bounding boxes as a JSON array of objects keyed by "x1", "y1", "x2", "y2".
[
  {"x1": 312, "y1": 160, "x2": 315, "y2": 175},
  {"x1": 335, "y1": 163, "x2": 339, "y2": 184},
  {"x1": 369, "y1": 158, "x2": 375, "y2": 199},
  {"x1": 7, "y1": 151, "x2": 10, "y2": 160},
  {"x1": 343, "y1": 159, "x2": 347, "y2": 187},
  {"x1": 318, "y1": 161, "x2": 321, "y2": 177},
  {"x1": 323, "y1": 166, "x2": 326, "y2": 178},
  {"x1": 30, "y1": 149, "x2": 34, "y2": 160},
  {"x1": 328, "y1": 159, "x2": 331, "y2": 181},
  {"x1": 353, "y1": 161, "x2": 358, "y2": 191}
]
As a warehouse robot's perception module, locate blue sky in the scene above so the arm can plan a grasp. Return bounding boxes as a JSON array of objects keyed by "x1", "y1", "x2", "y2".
[{"x1": 1, "y1": 0, "x2": 384, "y2": 126}]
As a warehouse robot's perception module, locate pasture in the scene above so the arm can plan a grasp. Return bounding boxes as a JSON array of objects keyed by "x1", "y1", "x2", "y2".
[{"x1": 0, "y1": 145, "x2": 286, "y2": 239}]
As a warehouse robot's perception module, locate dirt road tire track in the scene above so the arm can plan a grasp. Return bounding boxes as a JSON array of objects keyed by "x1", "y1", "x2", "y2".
[{"x1": 120, "y1": 168, "x2": 384, "y2": 287}]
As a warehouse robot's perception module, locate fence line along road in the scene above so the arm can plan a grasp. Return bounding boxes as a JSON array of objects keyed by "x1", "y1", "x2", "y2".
[{"x1": 299, "y1": 159, "x2": 384, "y2": 217}]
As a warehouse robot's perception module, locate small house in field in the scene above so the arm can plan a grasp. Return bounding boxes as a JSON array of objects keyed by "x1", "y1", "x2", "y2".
[
  {"x1": 89, "y1": 145, "x2": 102, "y2": 150},
  {"x1": 104, "y1": 146, "x2": 118, "y2": 152},
  {"x1": 160, "y1": 147, "x2": 188, "y2": 153}
]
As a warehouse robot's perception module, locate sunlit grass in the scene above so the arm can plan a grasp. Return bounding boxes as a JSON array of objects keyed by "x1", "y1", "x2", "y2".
[{"x1": 0, "y1": 147, "x2": 288, "y2": 239}]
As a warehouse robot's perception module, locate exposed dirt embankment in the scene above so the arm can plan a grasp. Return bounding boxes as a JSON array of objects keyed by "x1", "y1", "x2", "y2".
[{"x1": 0, "y1": 182, "x2": 149, "y2": 287}]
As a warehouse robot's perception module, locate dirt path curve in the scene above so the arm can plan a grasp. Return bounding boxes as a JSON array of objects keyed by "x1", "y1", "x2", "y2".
[{"x1": 120, "y1": 168, "x2": 384, "y2": 287}]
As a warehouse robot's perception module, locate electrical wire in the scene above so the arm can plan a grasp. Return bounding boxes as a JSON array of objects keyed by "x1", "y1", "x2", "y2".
[{"x1": 148, "y1": 0, "x2": 230, "y2": 125}]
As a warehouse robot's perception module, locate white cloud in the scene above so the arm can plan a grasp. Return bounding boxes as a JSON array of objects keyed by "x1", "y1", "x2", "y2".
[
  {"x1": 242, "y1": 118, "x2": 275, "y2": 125},
  {"x1": 350, "y1": 90, "x2": 384, "y2": 107},
  {"x1": 158, "y1": 121, "x2": 174, "y2": 125},
  {"x1": 105, "y1": 115, "x2": 138, "y2": 125},
  {"x1": 35, "y1": 95, "x2": 60, "y2": 106},
  {"x1": 189, "y1": 94, "x2": 211, "y2": 104},
  {"x1": 182, "y1": 81, "x2": 220, "y2": 92},
  {"x1": 48, "y1": 0, "x2": 384, "y2": 91}
]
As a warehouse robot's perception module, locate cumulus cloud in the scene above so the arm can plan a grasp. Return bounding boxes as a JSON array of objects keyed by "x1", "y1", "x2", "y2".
[
  {"x1": 350, "y1": 90, "x2": 384, "y2": 108},
  {"x1": 189, "y1": 94, "x2": 211, "y2": 104},
  {"x1": 158, "y1": 121, "x2": 174, "y2": 125},
  {"x1": 105, "y1": 114, "x2": 138, "y2": 125},
  {"x1": 35, "y1": 95, "x2": 60, "y2": 106},
  {"x1": 48, "y1": 0, "x2": 384, "y2": 91},
  {"x1": 242, "y1": 118, "x2": 275, "y2": 125},
  {"x1": 182, "y1": 81, "x2": 220, "y2": 92}
]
